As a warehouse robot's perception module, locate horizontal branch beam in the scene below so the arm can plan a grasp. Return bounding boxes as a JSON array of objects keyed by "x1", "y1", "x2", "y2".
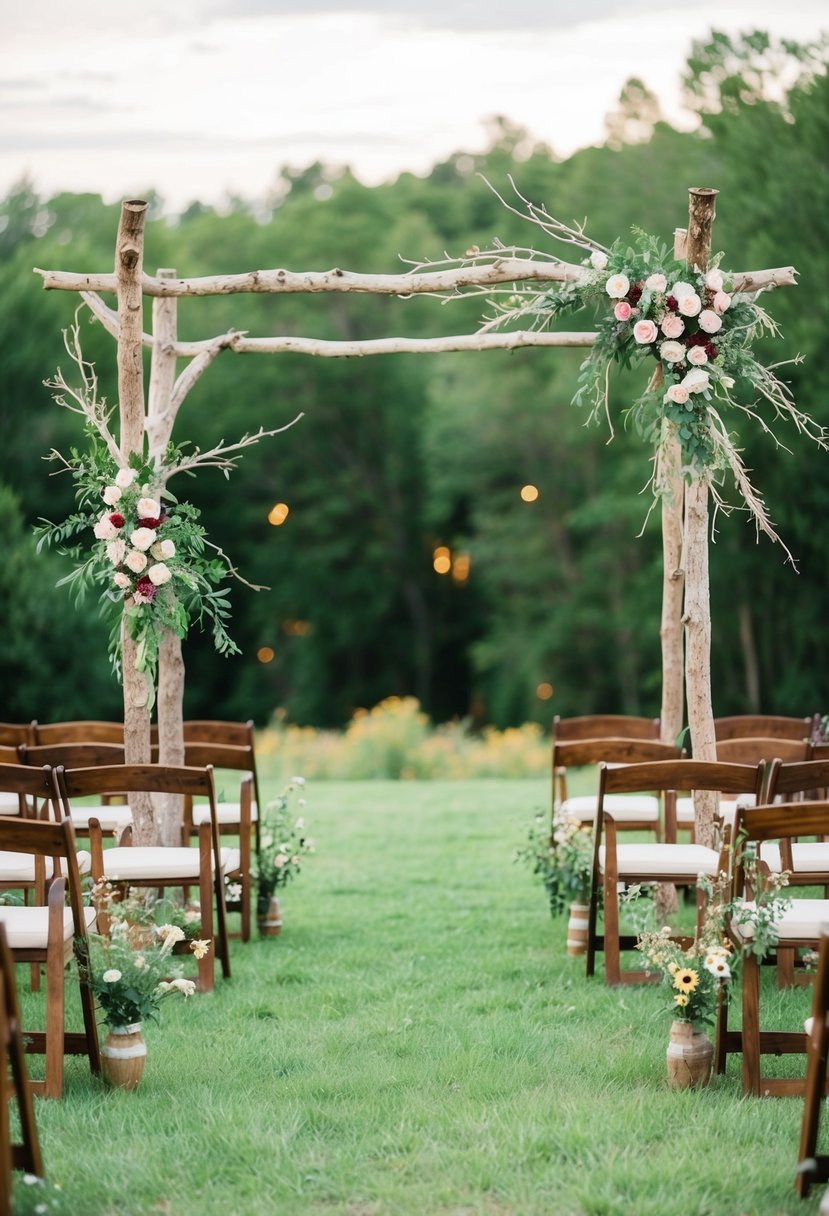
[
  {"x1": 36, "y1": 258, "x2": 584, "y2": 298},
  {"x1": 228, "y1": 331, "x2": 598, "y2": 356}
]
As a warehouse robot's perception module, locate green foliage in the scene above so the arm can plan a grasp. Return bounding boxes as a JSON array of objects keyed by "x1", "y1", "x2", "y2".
[
  {"x1": 517, "y1": 810, "x2": 592, "y2": 916},
  {"x1": 255, "y1": 778, "x2": 313, "y2": 907},
  {"x1": 1, "y1": 31, "x2": 828, "y2": 727}
]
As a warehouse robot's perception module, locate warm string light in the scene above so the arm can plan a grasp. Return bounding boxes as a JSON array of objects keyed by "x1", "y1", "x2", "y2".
[
  {"x1": 268, "y1": 502, "x2": 290, "y2": 526},
  {"x1": 520, "y1": 484, "x2": 539, "y2": 502}
]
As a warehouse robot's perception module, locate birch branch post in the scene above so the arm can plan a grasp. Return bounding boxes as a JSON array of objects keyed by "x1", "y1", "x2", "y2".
[
  {"x1": 115, "y1": 200, "x2": 155, "y2": 843},
  {"x1": 682, "y1": 188, "x2": 720, "y2": 848}
]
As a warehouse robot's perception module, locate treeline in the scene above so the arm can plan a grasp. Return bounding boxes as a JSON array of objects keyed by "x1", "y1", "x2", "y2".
[{"x1": 1, "y1": 32, "x2": 827, "y2": 729}]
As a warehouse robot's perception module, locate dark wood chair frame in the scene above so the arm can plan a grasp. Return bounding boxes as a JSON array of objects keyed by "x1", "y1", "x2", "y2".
[
  {"x1": 796, "y1": 929, "x2": 829, "y2": 1198},
  {"x1": 0, "y1": 921, "x2": 43, "y2": 1206},
  {"x1": 586, "y1": 759, "x2": 765, "y2": 987},
  {"x1": 717, "y1": 801, "x2": 829, "y2": 1097},
  {"x1": 54, "y1": 764, "x2": 231, "y2": 993},
  {"x1": 714, "y1": 715, "x2": 812, "y2": 743},
  {"x1": 553, "y1": 738, "x2": 682, "y2": 840}
]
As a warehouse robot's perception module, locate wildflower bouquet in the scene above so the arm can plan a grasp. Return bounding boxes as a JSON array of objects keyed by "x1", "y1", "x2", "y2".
[
  {"x1": 255, "y1": 777, "x2": 314, "y2": 913},
  {"x1": 518, "y1": 811, "x2": 593, "y2": 917},
  {"x1": 637, "y1": 926, "x2": 733, "y2": 1027}
]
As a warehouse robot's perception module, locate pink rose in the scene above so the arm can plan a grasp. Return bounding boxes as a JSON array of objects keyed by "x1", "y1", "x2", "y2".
[
  {"x1": 676, "y1": 291, "x2": 701, "y2": 317},
  {"x1": 704, "y1": 268, "x2": 724, "y2": 292},
  {"x1": 659, "y1": 340, "x2": 685, "y2": 364},
  {"x1": 614, "y1": 301, "x2": 632, "y2": 322},
  {"x1": 632, "y1": 319, "x2": 658, "y2": 345},
  {"x1": 645, "y1": 273, "x2": 667, "y2": 292},
  {"x1": 125, "y1": 549, "x2": 148, "y2": 574},
  {"x1": 660, "y1": 314, "x2": 685, "y2": 339},
  {"x1": 713, "y1": 291, "x2": 731, "y2": 314},
  {"x1": 697, "y1": 309, "x2": 722, "y2": 334},
  {"x1": 687, "y1": 346, "x2": 709, "y2": 365},
  {"x1": 102, "y1": 485, "x2": 122, "y2": 507},
  {"x1": 113, "y1": 571, "x2": 131, "y2": 591},
  {"x1": 664, "y1": 384, "x2": 689, "y2": 406},
  {"x1": 130, "y1": 527, "x2": 156, "y2": 552}
]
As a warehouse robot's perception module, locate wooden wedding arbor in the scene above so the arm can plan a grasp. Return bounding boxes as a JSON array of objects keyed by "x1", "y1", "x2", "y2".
[{"x1": 36, "y1": 187, "x2": 798, "y2": 844}]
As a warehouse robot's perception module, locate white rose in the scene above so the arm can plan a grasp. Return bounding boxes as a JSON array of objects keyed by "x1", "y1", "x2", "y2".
[
  {"x1": 670, "y1": 280, "x2": 695, "y2": 300},
  {"x1": 106, "y1": 539, "x2": 126, "y2": 566},
  {"x1": 113, "y1": 571, "x2": 131, "y2": 590},
  {"x1": 676, "y1": 291, "x2": 702, "y2": 317},
  {"x1": 698, "y1": 309, "x2": 722, "y2": 334},
  {"x1": 93, "y1": 516, "x2": 118, "y2": 541},
  {"x1": 682, "y1": 368, "x2": 710, "y2": 394},
  {"x1": 148, "y1": 562, "x2": 172, "y2": 586},
  {"x1": 115, "y1": 467, "x2": 137, "y2": 489},
  {"x1": 713, "y1": 291, "x2": 731, "y2": 314},
  {"x1": 130, "y1": 527, "x2": 156, "y2": 551},
  {"x1": 151, "y1": 538, "x2": 176, "y2": 560},
  {"x1": 125, "y1": 549, "x2": 148, "y2": 574},
  {"x1": 659, "y1": 340, "x2": 685, "y2": 364},
  {"x1": 590, "y1": 250, "x2": 608, "y2": 270},
  {"x1": 102, "y1": 485, "x2": 122, "y2": 506},
  {"x1": 645, "y1": 273, "x2": 667, "y2": 292},
  {"x1": 687, "y1": 346, "x2": 709, "y2": 366},
  {"x1": 605, "y1": 273, "x2": 630, "y2": 299},
  {"x1": 102, "y1": 969, "x2": 122, "y2": 983},
  {"x1": 704, "y1": 268, "x2": 724, "y2": 292},
  {"x1": 137, "y1": 497, "x2": 161, "y2": 519}
]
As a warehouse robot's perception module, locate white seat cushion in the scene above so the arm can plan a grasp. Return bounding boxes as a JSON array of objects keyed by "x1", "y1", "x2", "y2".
[
  {"x1": 733, "y1": 900, "x2": 829, "y2": 942},
  {"x1": 191, "y1": 800, "x2": 258, "y2": 827},
  {"x1": 222, "y1": 848, "x2": 241, "y2": 874},
  {"x1": 0, "y1": 904, "x2": 96, "y2": 949},
  {"x1": 99, "y1": 845, "x2": 233, "y2": 881},
  {"x1": 676, "y1": 795, "x2": 756, "y2": 826},
  {"x1": 758, "y1": 842, "x2": 829, "y2": 875},
  {"x1": 70, "y1": 805, "x2": 133, "y2": 833},
  {"x1": 0, "y1": 792, "x2": 30, "y2": 817},
  {"x1": 599, "y1": 842, "x2": 720, "y2": 879},
  {"x1": 0, "y1": 850, "x2": 91, "y2": 881},
  {"x1": 562, "y1": 794, "x2": 659, "y2": 824}
]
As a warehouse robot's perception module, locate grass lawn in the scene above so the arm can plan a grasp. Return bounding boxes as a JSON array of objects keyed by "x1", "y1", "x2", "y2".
[{"x1": 13, "y1": 778, "x2": 823, "y2": 1215}]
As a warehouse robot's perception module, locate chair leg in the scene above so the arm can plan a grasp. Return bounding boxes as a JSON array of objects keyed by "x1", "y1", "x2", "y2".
[
  {"x1": 197, "y1": 829, "x2": 215, "y2": 995},
  {"x1": 43, "y1": 945, "x2": 65, "y2": 1100},
  {"x1": 777, "y1": 945, "x2": 796, "y2": 988},
  {"x1": 797, "y1": 1021, "x2": 828, "y2": 1197},
  {"x1": 602, "y1": 864, "x2": 622, "y2": 986},
  {"x1": 741, "y1": 953, "x2": 762, "y2": 1098}
]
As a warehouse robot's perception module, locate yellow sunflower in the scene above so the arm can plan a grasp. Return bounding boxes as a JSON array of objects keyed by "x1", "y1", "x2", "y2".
[
  {"x1": 674, "y1": 993, "x2": 689, "y2": 1007},
  {"x1": 673, "y1": 968, "x2": 700, "y2": 993}
]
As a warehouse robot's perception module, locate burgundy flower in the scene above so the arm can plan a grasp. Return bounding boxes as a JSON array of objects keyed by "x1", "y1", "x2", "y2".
[
  {"x1": 666, "y1": 295, "x2": 679, "y2": 311},
  {"x1": 138, "y1": 517, "x2": 162, "y2": 529},
  {"x1": 109, "y1": 513, "x2": 125, "y2": 528},
  {"x1": 135, "y1": 576, "x2": 158, "y2": 600},
  {"x1": 685, "y1": 332, "x2": 709, "y2": 348},
  {"x1": 705, "y1": 342, "x2": 718, "y2": 360},
  {"x1": 628, "y1": 282, "x2": 643, "y2": 306}
]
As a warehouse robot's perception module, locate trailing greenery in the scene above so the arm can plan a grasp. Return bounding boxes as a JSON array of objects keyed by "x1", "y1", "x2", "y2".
[{"x1": 10, "y1": 778, "x2": 821, "y2": 1215}]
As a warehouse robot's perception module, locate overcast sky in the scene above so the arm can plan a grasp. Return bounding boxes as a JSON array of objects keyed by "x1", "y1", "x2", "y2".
[{"x1": 1, "y1": 0, "x2": 826, "y2": 213}]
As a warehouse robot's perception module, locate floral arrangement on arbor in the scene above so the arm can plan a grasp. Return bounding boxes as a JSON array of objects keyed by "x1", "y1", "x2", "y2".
[
  {"x1": 255, "y1": 778, "x2": 314, "y2": 913},
  {"x1": 517, "y1": 810, "x2": 593, "y2": 917},
  {"x1": 35, "y1": 433, "x2": 239, "y2": 699},
  {"x1": 488, "y1": 227, "x2": 824, "y2": 548}
]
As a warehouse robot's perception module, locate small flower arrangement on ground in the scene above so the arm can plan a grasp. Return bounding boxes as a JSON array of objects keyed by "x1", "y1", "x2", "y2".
[
  {"x1": 637, "y1": 925, "x2": 734, "y2": 1027},
  {"x1": 517, "y1": 811, "x2": 593, "y2": 917},
  {"x1": 85, "y1": 884, "x2": 209, "y2": 1027},
  {"x1": 255, "y1": 777, "x2": 314, "y2": 914}
]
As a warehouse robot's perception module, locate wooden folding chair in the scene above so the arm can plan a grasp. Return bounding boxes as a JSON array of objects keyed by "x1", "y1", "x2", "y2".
[
  {"x1": 0, "y1": 811, "x2": 100, "y2": 1098},
  {"x1": 0, "y1": 724, "x2": 35, "y2": 748},
  {"x1": 0, "y1": 922, "x2": 43, "y2": 1201},
  {"x1": 586, "y1": 759, "x2": 764, "y2": 986},
  {"x1": 675, "y1": 736, "x2": 812, "y2": 840},
  {"x1": 54, "y1": 764, "x2": 231, "y2": 993},
  {"x1": 553, "y1": 714, "x2": 661, "y2": 743},
  {"x1": 796, "y1": 929, "x2": 829, "y2": 1198},
  {"x1": 182, "y1": 721, "x2": 263, "y2": 850},
  {"x1": 554, "y1": 738, "x2": 682, "y2": 841},
  {"x1": 19, "y1": 743, "x2": 131, "y2": 839},
  {"x1": 718, "y1": 801, "x2": 829, "y2": 1097},
  {"x1": 181, "y1": 743, "x2": 256, "y2": 943}
]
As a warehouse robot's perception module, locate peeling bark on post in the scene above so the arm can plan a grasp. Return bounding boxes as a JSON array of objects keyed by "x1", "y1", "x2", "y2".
[
  {"x1": 116, "y1": 200, "x2": 155, "y2": 843},
  {"x1": 149, "y1": 268, "x2": 185, "y2": 845},
  {"x1": 683, "y1": 188, "x2": 719, "y2": 847}
]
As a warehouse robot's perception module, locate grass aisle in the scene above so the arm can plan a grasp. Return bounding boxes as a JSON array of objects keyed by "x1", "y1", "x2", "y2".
[{"x1": 21, "y1": 779, "x2": 819, "y2": 1215}]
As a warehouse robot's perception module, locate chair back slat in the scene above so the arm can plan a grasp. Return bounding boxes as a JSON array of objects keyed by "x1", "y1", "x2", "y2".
[
  {"x1": 56, "y1": 763, "x2": 214, "y2": 800},
  {"x1": 767, "y1": 758, "x2": 829, "y2": 800},
  {"x1": 714, "y1": 714, "x2": 811, "y2": 742},
  {"x1": 182, "y1": 742, "x2": 253, "y2": 772},
  {"x1": 715, "y1": 736, "x2": 812, "y2": 766},
  {"x1": 33, "y1": 721, "x2": 124, "y2": 745},
  {"x1": 20, "y1": 743, "x2": 126, "y2": 768},
  {"x1": 735, "y1": 800, "x2": 829, "y2": 843},
  {"x1": 553, "y1": 714, "x2": 660, "y2": 742},
  {"x1": 0, "y1": 722, "x2": 35, "y2": 747},
  {"x1": 554, "y1": 739, "x2": 681, "y2": 769},
  {"x1": 600, "y1": 759, "x2": 764, "y2": 799}
]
